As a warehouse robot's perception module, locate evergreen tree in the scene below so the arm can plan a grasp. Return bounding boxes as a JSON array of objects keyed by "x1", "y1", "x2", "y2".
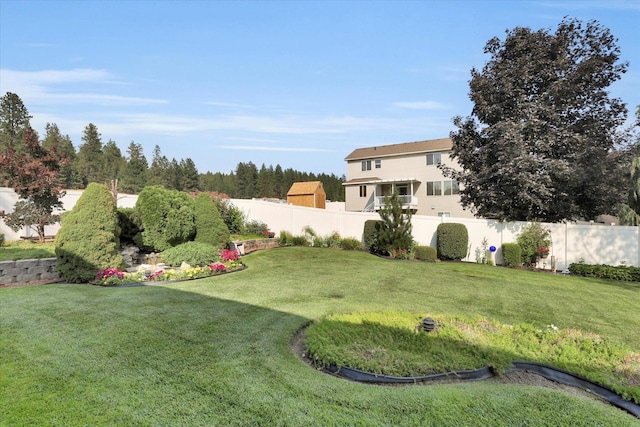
[
  {"x1": 180, "y1": 157, "x2": 199, "y2": 192},
  {"x1": 121, "y1": 141, "x2": 148, "y2": 193},
  {"x1": 273, "y1": 164, "x2": 284, "y2": 198},
  {"x1": 236, "y1": 161, "x2": 258, "y2": 198},
  {"x1": 0, "y1": 92, "x2": 31, "y2": 153},
  {"x1": 76, "y1": 123, "x2": 104, "y2": 187},
  {"x1": 41, "y1": 123, "x2": 80, "y2": 189},
  {"x1": 55, "y1": 183, "x2": 124, "y2": 283},
  {"x1": 0, "y1": 92, "x2": 33, "y2": 185},
  {"x1": 194, "y1": 192, "x2": 230, "y2": 247},
  {"x1": 443, "y1": 18, "x2": 630, "y2": 222},
  {"x1": 102, "y1": 139, "x2": 126, "y2": 182},
  {"x1": 377, "y1": 192, "x2": 413, "y2": 256},
  {"x1": 148, "y1": 145, "x2": 170, "y2": 187}
]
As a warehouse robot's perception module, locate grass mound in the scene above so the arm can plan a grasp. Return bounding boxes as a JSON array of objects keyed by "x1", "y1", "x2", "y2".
[{"x1": 305, "y1": 311, "x2": 640, "y2": 403}]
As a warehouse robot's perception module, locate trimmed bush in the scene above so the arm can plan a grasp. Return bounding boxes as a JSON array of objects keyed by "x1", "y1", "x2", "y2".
[
  {"x1": 363, "y1": 220, "x2": 382, "y2": 254},
  {"x1": 414, "y1": 245, "x2": 437, "y2": 262},
  {"x1": 194, "y1": 193, "x2": 230, "y2": 247},
  {"x1": 436, "y1": 223, "x2": 468, "y2": 260},
  {"x1": 160, "y1": 241, "x2": 220, "y2": 267},
  {"x1": 501, "y1": 243, "x2": 521, "y2": 268},
  {"x1": 0, "y1": 232, "x2": 4, "y2": 247},
  {"x1": 340, "y1": 237, "x2": 363, "y2": 251},
  {"x1": 569, "y1": 262, "x2": 640, "y2": 282},
  {"x1": 136, "y1": 186, "x2": 195, "y2": 252},
  {"x1": 55, "y1": 183, "x2": 125, "y2": 283}
]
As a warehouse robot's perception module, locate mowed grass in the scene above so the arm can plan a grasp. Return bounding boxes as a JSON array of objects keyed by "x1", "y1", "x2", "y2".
[
  {"x1": 0, "y1": 240, "x2": 55, "y2": 261},
  {"x1": 1, "y1": 247, "x2": 639, "y2": 426}
]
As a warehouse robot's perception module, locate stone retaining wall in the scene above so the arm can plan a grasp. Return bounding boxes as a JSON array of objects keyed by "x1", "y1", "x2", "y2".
[
  {"x1": 0, "y1": 258, "x2": 60, "y2": 286},
  {"x1": 233, "y1": 238, "x2": 279, "y2": 254}
]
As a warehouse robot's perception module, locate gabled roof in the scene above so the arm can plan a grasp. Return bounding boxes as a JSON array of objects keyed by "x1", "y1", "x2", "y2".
[
  {"x1": 344, "y1": 138, "x2": 452, "y2": 161},
  {"x1": 287, "y1": 181, "x2": 324, "y2": 196}
]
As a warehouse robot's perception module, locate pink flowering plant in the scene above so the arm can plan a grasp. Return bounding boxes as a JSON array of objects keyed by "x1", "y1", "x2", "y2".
[
  {"x1": 221, "y1": 249, "x2": 239, "y2": 262},
  {"x1": 95, "y1": 268, "x2": 128, "y2": 286}
]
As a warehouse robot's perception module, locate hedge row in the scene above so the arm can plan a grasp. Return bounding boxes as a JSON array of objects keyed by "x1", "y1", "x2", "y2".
[{"x1": 568, "y1": 262, "x2": 640, "y2": 282}]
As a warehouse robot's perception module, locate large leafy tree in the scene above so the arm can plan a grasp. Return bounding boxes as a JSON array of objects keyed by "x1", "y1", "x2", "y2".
[{"x1": 442, "y1": 18, "x2": 630, "y2": 222}]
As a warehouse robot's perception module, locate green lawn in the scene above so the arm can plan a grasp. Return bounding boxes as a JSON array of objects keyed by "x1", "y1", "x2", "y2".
[
  {"x1": 1, "y1": 247, "x2": 639, "y2": 426},
  {"x1": 0, "y1": 240, "x2": 56, "y2": 261}
]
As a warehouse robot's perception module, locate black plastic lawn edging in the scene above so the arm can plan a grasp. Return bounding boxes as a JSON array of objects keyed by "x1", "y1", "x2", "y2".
[{"x1": 325, "y1": 362, "x2": 640, "y2": 419}]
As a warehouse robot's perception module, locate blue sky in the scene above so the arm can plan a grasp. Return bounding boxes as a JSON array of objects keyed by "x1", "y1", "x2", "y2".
[{"x1": 1, "y1": 1, "x2": 638, "y2": 176}]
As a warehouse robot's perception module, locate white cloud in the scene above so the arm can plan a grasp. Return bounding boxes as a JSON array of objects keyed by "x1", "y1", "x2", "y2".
[
  {"x1": 392, "y1": 101, "x2": 449, "y2": 110},
  {"x1": 0, "y1": 68, "x2": 168, "y2": 106},
  {"x1": 217, "y1": 145, "x2": 337, "y2": 153}
]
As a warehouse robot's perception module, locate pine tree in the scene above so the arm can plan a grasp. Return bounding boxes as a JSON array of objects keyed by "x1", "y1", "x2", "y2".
[
  {"x1": 76, "y1": 123, "x2": 104, "y2": 187},
  {"x1": 377, "y1": 192, "x2": 413, "y2": 256},
  {"x1": 121, "y1": 141, "x2": 148, "y2": 193},
  {"x1": 41, "y1": 123, "x2": 80, "y2": 189}
]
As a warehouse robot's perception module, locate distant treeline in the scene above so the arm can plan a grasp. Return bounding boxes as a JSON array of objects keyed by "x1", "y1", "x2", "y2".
[{"x1": 2, "y1": 118, "x2": 345, "y2": 201}]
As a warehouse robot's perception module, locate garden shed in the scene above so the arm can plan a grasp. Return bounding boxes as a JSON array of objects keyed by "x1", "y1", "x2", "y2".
[{"x1": 287, "y1": 181, "x2": 326, "y2": 209}]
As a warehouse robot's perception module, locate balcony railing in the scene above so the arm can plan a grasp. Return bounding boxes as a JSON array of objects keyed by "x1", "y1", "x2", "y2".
[{"x1": 374, "y1": 195, "x2": 418, "y2": 210}]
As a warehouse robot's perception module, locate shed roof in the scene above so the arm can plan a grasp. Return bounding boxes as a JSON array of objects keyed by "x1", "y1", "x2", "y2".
[
  {"x1": 287, "y1": 181, "x2": 324, "y2": 196},
  {"x1": 344, "y1": 138, "x2": 452, "y2": 161}
]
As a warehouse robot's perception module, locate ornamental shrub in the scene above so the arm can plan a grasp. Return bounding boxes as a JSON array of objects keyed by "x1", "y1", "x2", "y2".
[
  {"x1": 0, "y1": 232, "x2": 4, "y2": 247},
  {"x1": 516, "y1": 222, "x2": 551, "y2": 265},
  {"x1": 55, "y1": 183, "x2": 125, "y2": 283},
  {"x1": 136, "y1": 186, "x2": 195, "y2": 252},
  {"x1": 363, "y1": 220, "x2": 382, "y2": 254},
  {"x1": 160, "y1": 241, "x2": 220, "y2": 267},
  {"x1": 568, "y1": 262, "x2": 640, "y2": 282},
  {"x1": 414, "y1": 245, "x2": 437, "y2": 262},
  {"x1": 245, "y1": 220, "x2": 269, "y2": 235},
  {"x1": 501, "y1": 243, "x2": 521, "y2": 268},
  {"x1": 436, "y1": 223, "x2": 468, "y2": 260},
  {"x1": 277, "y1": 230, "x2": 294, "y2": 246},
  {"x1": 340, "y1": 237, "x2": 363, "y2": 251},
  {"x1": 194, "y1": 193, "x2": 230, "y2": 247},
  {"x1": 377, "y1": 193, "x2": 413, "y2": 255}
]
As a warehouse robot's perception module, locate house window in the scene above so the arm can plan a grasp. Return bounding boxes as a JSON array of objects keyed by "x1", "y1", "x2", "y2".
[
  {"x1": 438, "y1": 212, "x2": 451, "y2": 218},
  {"x1": 443, "y1": 180, "x2": 460, "y2": 195},
  {"x1": 426, "y1": 153, "x2": 442, "y2": 166},
  {"x1": 361, "y1": 160, "x2": 371, "y2": 171},
  {"x1": 375, "y1": 159, "x2": 381, "y2": 169},
  {"x1": 426, "y1": 181, "x2": 441, "y2": 196},
  {"x1": 359, "y1": 185, "x2": 367, "y2": 197}
]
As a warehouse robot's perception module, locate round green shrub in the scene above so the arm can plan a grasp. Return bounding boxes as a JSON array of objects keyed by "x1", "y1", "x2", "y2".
[
  {"x1": 501, "y1": 243, "x2": 521, "y2": 268},
  {"x1": 340, "y1": 237, "x2": 363, "y2": 251},
  {"x1": 436, "y1": 223, "x2": 468, "y2": 260},
  {"x1": 194, "y1": 193, "x2": 230, "y2": 247},
  {"x1": 136, "y1": 186, "x2": 195, "y2": 252},
  {"x1": 160, "y1": 241, "x2": 220, "y2": 267},
  {"x1": 414, "y1": 245, "x2": 437, "y2": 262},
  {"x1": 55, "y1": 183, "x2": 125, "y2": 283}
]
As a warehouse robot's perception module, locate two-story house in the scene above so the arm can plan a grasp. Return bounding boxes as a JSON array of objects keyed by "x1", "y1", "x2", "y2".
[{"x1": 343, "y1": 138, "x2": 473, "y2": 218}]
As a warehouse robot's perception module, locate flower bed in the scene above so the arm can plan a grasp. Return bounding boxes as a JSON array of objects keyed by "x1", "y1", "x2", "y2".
[{"x1": 95, "y1": 249, "x2": 244, "y2": 286}]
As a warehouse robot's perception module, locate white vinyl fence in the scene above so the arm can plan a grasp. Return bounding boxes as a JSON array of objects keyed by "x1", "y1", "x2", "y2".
[{"x1": 1, "y1": 188, "x2": 637, "y2": 271}]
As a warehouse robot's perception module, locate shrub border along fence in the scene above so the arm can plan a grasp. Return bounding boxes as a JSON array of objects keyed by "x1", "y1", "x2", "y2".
[{"x1": 0, "y1": 257, "x2": 60, "y2": 286}]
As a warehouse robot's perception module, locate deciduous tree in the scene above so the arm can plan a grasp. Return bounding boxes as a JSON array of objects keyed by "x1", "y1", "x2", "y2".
[{"x1": 442, "y1": 18, "x2": 630, "y2": 222}]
